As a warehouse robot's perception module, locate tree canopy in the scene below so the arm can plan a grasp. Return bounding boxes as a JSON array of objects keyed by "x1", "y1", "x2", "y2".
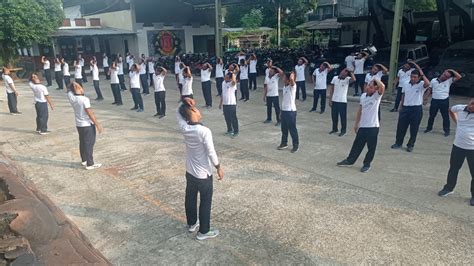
[
  {"x1": 0, "y1": 0, "x2": 64, "y2": 66},
  {"x1": 241, "y1": 8, "x2": 264, "y2": 30}
]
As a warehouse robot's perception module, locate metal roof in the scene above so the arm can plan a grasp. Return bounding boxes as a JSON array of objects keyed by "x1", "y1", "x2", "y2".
[
  {"x1": 223, "y1": 27, "x2": 274, "y2": 32},
  {"x1": 53, "y1": 27, "x2": 136, "y2": 37},
  {"x1": 296, "y1": 18, "x2": 342, "y2": 30}
]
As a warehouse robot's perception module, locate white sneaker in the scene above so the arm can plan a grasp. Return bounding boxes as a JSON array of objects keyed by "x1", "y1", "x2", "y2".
[
  {"x1": 81, "y1": 161, "x2": 87, "y2": 166},
  {"x1": 85, "y1": 163, "x2": 102, "y2": 170},
  {"x1": 187, "y1": 221, "x2": 200, "y2": 233},
  {"x1": 196, "y1": 228, "x2": 219, "y2": 240}
]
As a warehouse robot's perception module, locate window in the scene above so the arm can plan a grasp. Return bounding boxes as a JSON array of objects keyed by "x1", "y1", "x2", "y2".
[
  {"x1": 415, "y1": 48, "x2": 422, "y2": 59},
  {"x1": 407, "y1": 51, "x2": 414, "y2": 60},
  {"x1": 421, "y1": 47, "x2": 428, "y2": 57}
]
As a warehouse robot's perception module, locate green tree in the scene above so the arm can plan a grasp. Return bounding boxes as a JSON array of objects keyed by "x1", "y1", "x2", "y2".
[
  {"x1": 241, "y1": 8, "x2": 264, "y2": 30},
  {"x1": 0, "y1": 0, "x2": 64, "y2": 67},
  {"x1": 405, "y1": 0, "x2": 437, "y2": 11}
]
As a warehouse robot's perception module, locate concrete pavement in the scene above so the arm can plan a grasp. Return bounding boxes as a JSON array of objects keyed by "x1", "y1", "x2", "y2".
[{"x1": 0, "y1": 75, "x2": 473, "y2": 264}]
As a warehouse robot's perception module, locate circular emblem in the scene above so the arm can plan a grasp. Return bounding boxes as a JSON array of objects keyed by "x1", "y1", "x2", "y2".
[{"x1": 154, "y1": 31, "x2": 181, "y2": 56}]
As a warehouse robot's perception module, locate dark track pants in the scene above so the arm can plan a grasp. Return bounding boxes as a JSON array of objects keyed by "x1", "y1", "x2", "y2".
[
  {"x1": 202, "y1": 81, "x2": 212, "y2": 107},
  {"x1": 442, "y1": 145, "x2": 474, "y2": 197},
  {"x1": 154, "y1": 91, "x2": 166, "y2": 115},
  {"x1": 35, "y1": 102, "x2": 48, "y2": 132},
  {"x1": 312, "y1": 89, "x2": 326, "y2": 112},
  {"x1": 280, "y1": 111, "x2": 299, "y2": 147},
  {"x1": 77, "y1": 124, "x2": 96, "y2": 167},
  {"x1": 331, "y1": 101, "x2": 347, "y2": 132},
  {"x1": 266, "y1": 96, "x2": 281, "y2": 122},
  {"x1": 7, "y1": 92, "x2": 18, "y2": 113},
  {"x1": 426, "y1": 98, "x2": 450, "y2": 133},
  {"x1": 346, "y1": 127, "x2": 379, "y2": 167},
  {"x1": 296, "y1": 81, "x2": 306, "y2": 100},
  {"x1": 185, "y1": 172, "x2": 213, "y2": 234},
  {"x1": 131, "y1": 88, "x2": 144, "y2": 109},
  {"x1": 223, "y1": 104, "x2": 238, "y2": 133},
  {"x1": 395, "y1": 105, "x2": 423, "y2": 147}
]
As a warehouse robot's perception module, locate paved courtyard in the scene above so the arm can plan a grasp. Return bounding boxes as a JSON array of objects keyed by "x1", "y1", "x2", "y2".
[{"x1": 1, "y1": 76, "x2": 473, "y2": 264}]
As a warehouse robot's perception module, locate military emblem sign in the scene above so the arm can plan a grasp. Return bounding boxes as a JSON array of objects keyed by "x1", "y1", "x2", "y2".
[{"x1": 154, "y1": 31, "x2": 181, "y2": 56}]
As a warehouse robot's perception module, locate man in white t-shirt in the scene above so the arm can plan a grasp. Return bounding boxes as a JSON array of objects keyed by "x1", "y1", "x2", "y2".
[
  {"x1": 148, "y1": 57, "x2": 155, "y2": 87},
  {"x1": 200, "y1": 62, "x2": 213, "y2": 108},
  {"x1": 248, "y1": 54, "x2": 258, "y2": 90},
  {"x1": 337, "y1": 79, "x2": 385, "y2": 173},
  {"x1": 345, "y1": 53, "x2": 355, "y2": 72},
  {"x1": 29, "y1": 74, "x2": 54, "y2": 134},
  {"x1": 176, "y1": 97, "x2": 224, "y2": 240},
  {"x1": 329, "y1": 69, "x2": 356, "y2": 136},
  {"x1": 310, "y1": 62, "x2": 333, "y2": 114},
  {"x1": 153, "y1": 66, "x2": 167, "y2": 118},
  {"x1": 90, "y1": 57, "x2": 103, "y2": 101},
  {"x1": 294, "y1": 57, "x2": 308, "y2": 101},
  {"x1": 424, "y1": 69, "x2": 462, "y2": 136},
  {"x1": 117, "y1": 54, "x2": 127, "y2": 91},
  {"x1": 215, "y1": 58, "x2": 224, "y2": 96},
  {"x1": 263, "y1": 66, "x2": 284, "y2": 126},
  {"x1": 219, "y1": 72, "x2": 239, "y2": 137},
  {"x1": 41, "y1": 56, "x2": 52, "y2": 86},
  {"x1": 67, "y1": 82, "x2": 102, "y2": 170},
  {"x1": 438, "y1": 100, "x2": 474, "y2": 206},
  {"x1": 391, "y1": 62, "x2": 415, "y2": 112},
  {"x1": 2, "y1": 68, "x2": 21, "y2": 114},
  {"x1": 353, "y1": 52, "x2": 368, "y2": 96},
  {"x1": 102, "y1": 53, "x2": 110, "y2": 80},
  {"x1": 391, "y1": 62, "x2": 431, "y2": 152},
  {"x1": 78, "y1": 54, "x2": 87, "y2": 83},
  {"x1": 364, "y1": 63, "x2": 387, "y2": 92}
]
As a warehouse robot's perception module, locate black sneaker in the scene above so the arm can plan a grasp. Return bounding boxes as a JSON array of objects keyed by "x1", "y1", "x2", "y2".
[
  {"x1": 154, "y1": 113, "x2": 160, "y2": 117},
  {"x1": 444, "y1": 132, "x2": 450, "y2": 137},
  {"x1": 290, "y1": 146, "x2": 299, "y2": 153},
  {"x1": 131, "y1": 107, "x2": 138, "y2": 110},
  {"x1": 338, "y1": 131, "x2": 346, "y2": 137},
  {"x1": 470, "y1": 198, "x2": 474, "y2": 206},
  {"x1": 438, "y1": 189, "x2": 453, "y2": 197},
  {"x1": 309, "y1": 108, "x2": 316, "y2": 112},
  {"x1": 263, "y1": 120, "x2": 272, "y2": 124},
  {"x1": 320, "y1": 111, "x2": 324, "y2": 114},
  {"x1": 275, "y1": 122, "x2": 281, "y2": 126},
  {"x1": 337, "y1": 159, "x2": 353, "y2": 167},
  {"x1": 406, "y1": 146, "x2": 414, "y2": 152},
  {"x1": 390, "y1": 108, "x2": 397, "y2": 112},
  {"x1": 329, "y1": 130, "x2": 338, "y2": 135},
  {"x1": 391, "y1": 144, "x2": 402, "y2": 149},
  {"x1": 277, "y1": 144, "x2": 288, "y2": 150},
  {"x1": 424, "y1": 129, "x2": 432, "y2": 133},
  {"x1": 360, "y1": 165, "x2": 371, "y2": 173}
]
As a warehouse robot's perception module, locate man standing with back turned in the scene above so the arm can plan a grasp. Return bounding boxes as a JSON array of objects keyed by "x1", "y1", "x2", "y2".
[{"x1": 176, "y1": 98, "x2": 224, "y2": 240}]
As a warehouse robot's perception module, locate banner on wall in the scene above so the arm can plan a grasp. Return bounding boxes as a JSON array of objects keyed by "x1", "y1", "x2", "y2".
[{"x1": 150, "y1": 30, "x2": 183, "y2": 56}]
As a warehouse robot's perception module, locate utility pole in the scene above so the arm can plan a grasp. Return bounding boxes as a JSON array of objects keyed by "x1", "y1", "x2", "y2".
[
  {"x1": 215, "y1": 0, "x2": 222, "y2": 57},
  {"x1": 387, "y1": 0, "x2": 404, "y2": 98},
  {"x1": 277, "y1": 3, "x2": 281, "y2": 46}
]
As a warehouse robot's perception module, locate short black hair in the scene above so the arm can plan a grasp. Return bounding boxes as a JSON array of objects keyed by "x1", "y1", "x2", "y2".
[
  {"x1": 411, "y1": 69, "x2": 421, "y2": 76},
  {"x1": 179, "y1": 103, "x2": 192, "y2": 121}
]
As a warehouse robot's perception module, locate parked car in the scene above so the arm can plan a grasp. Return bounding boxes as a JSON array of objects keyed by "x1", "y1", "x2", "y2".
[
  {"x1": 428, "y1": 40, "x2": 474, "y2": 97},
  {"x1": 374, "y1": 44, "x2": 430, "y2": 70}
]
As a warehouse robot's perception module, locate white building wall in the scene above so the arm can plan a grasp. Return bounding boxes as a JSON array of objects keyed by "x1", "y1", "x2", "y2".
[{"x1": 83, "y1": 10, "x2": 134, "y2": 31}]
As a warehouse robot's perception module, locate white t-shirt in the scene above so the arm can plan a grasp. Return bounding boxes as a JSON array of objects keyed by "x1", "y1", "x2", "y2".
[
  {"x1": 430, "y1": 78, "x2": 453, "y2": 100},
  {"x1": 63, "y1": 63, "x2": 70, "y2": 76},
  {"x1": 117, "y1": 62, "x2": 124, "y2": 75},
  {"x1": 129, "y1": 71, "x2": 141, "y2": 88},
  {"x1": 91, "y1": 64, "x2": 99, "y2": 81},
  {"x1": 215, "y1": 64, "x2": 224, "y2": 78},
  {"x1": 281, "y1": 84, "x2": 297, "y2": 111},
  {"x1": 397, "y1": 68, "x2": 414, "y2": 88},
  {"x1": 54, "y1": 62, "x2": 61, "y2": 72},
  {"x1": 148, "y1": 62, "x2": 155, "y2": 74},
  {"x1": 103, "y1": 57, "x2": 109, "y2": 68},
  {"x1": 249, "y1": 60, "x2": 257, "y2": 73},
  {"x1": 452, "y1": 105, "x2": 474, "y2": 150},
  {"x1": 266, "y1": 75, "x2": 279, "y2": 97},
  {"x1": 222, "y1": 81, "x2": 237, "y2": 105},
  {"x1": 331, "y1": 76, "x2": 351, "y2": 103},
  {"x1": 2, "y1": 74, "x2": 14, "y2": 93},
  {"x1": 43, "y1": 60, "x2": 50, "y2": 70},
  {"x1": 239, "y1": 65, "x2": 248, "y2": 80},
  {"x1": 74, "y1": 65, "x2": 82, "y2": 79},
  {"x1": 313, "y1": 68, "x2": 328, "y2": 90},
  {"x1": 68, "y1": 91, "x2": 92, "y2": 127},
  {"x1": 182, "y1": 77, "x2": 193, "y2": 96},
  {"x1": 110, "y1": 68, "x2": 119, "y2": 84},
  {"x1": 365, "y1": 71, "x2": 383, "y2": 84},
  {"x1": 238, "y1": 55, "x2": 246, "y2": 63},
  {"x1": 174, "y1": 62, "x2": 181, "y2": 74},
  {"x1": 354, "y1": 58, "x2": 365, "y2": 74},
  {"x1": 153, "y1": 73, "x2": 165, "y2": 92},
  {"x1": 139, "y1": 63, "x2": 146, "y2": 75},
  {"x1": 402, "y1": 81, "x2": 426, "y2": 106},
  {"x1": 79, "y1": 58, "x2": 85, "y2": 67},
  {"x1": 359, "y1": 92, "x2": 383, "y2": 128},
  {"x1": 295, "y1": 64, "x2": 306, "y2": 81},
  {"x1": 201, "y1": 69, "x2": 211, "y2": 82},
  {"x1": 178, "y1": 68, "x2": 184, "y2": 84},
  {"x1": 345, "y1": 55, "x2": 355, "y2": 71},
  {"x1": 264, "y1": 68, "x2": 271, "y2": 85},
  {"x1": 30, "y1": 83, "x2": 49, "y2": 103}
]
